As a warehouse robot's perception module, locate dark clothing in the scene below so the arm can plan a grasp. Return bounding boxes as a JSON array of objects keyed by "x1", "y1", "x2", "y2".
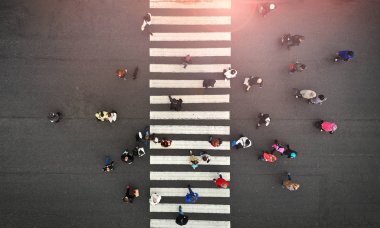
[
  {"x1": 258, "y1": 114, "x2": 270, "y2": 124},
  {"x1": 121, "y1": 151, "x2": 134, "y2": 164},
  {"x1": 284, "y1": 145, "x2": 298, "y2": 159},
  {"x1": 338, "y1": 50, "x2": 354, "y2": 61},
  {"x1": 176, "y1": 214, "x2": 189, "y2": 226},
  {"x1": 203, "y1": 79, "x2": 216, "y2": 88},
  {"x1": 169, "y1": 96, "x2": 183, "y2": 111},
  {"x1": 102, "y1": 161, "x2": 114, "y2": 172},
  {"x1": 123, "y1": 186, "x2": 136, "y2": 203},
  {"x1": 248, "y1": 77, "x2": 263, "y2": 87},
  {"x1": 48, "y1": 112, "x2": 61, "y2": 123}
]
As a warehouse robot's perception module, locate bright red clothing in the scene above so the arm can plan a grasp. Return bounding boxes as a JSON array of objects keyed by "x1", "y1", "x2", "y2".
[
  {"x1": 263, "y1": 152, "x2": 277, "y2": 162},
  {"x1": 215, "y1": 178, "x2": 230, "y2": 188},
  {"x1": 322, "y1": 121, "x2": 337, "y2": 132}
]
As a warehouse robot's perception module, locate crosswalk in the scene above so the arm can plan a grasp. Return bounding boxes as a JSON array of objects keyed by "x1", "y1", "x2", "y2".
[{"x1": 148, "y1": 0, "x2": 231, "y2": 227}]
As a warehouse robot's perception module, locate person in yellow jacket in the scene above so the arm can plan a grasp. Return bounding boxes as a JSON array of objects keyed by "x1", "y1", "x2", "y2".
[{"x1": 282, "y1": 172, "x2": 300, "y2": 191}]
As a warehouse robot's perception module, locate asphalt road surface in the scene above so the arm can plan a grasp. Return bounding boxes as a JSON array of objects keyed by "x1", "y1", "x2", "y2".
[{"x1": 1, "y1": 0, "x2": 380, "y2": 227}]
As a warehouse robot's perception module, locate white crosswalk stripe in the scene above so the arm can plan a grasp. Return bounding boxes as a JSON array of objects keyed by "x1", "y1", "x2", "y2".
[
  {"x1": 151, "y1": 16, "x2": 231, "y2": 25},
  {"x1": 150, "y1": 156, "x2": 230, "y2": 165},
  {"x1": 150, "y1": 125, "x2": 230, "y2": 135},
  {"x1": 150, "y1": 64, "x2": 230, "y2": 73},
  {"x1": 150, "y1": 188, "x2": 230, "y2": 197},
  {"x1": 150, "y1": 0, "x2": 231, "y2": 9},
  {"x1": 150, "y1": 111, "x2": 230, "y2": 120},
  {"x1": 150, "y1": 172, "x2": 230, "y2": 181},
  {"x1": 150, "y1": 95, "x2": 229, "y2": 104},
  {"x1": 150, "y1": 203, "x2": 230, "y2": 214},
  {"x1": 150, "y1": 32, "x2": 231, "y2": 41},
  {"x1": 150, "y1": 140, "x2": 230, "y2": 150},
  {"x1": 150, "y1": 219, "x2": 231, "y2": 228},
  {"x1": 150, "y1": 48, "x2": 231, "y2": 57},
  {"x1": 150, "y1": 80, "x2": 230, "y2": 88}
]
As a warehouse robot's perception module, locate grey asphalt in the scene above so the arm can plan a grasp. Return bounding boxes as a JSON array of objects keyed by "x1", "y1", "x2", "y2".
[{"x1": 1, "y1": 0, "x2": 380, "y2": 227}]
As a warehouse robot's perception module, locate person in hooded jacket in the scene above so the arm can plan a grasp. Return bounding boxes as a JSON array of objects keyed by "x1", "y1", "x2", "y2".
[{"x1": 176, "y1": 205, "x2": 189, "y2": 226}]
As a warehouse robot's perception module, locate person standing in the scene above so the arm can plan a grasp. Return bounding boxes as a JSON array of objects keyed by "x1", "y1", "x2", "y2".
[
  {"x1": 121, "y1": 149, "x2": 134, "y2": 164},
  {"x1": 256, "y1": 113, "x2": 271, "y2": 129},
  {"x1": 48, "y1": 112, "x2": 62, "y2": 123},
  {"x1": 309, "y1": 94, "x2": 327, "y2": 105},
  {"x1": 200, "y1": 151, "x2": 211, "y2": 163},
  {"x1": 176, "y1": 205, "x2": 189, "y2": 226},
  {"x1": 189, "y1": 150, "x2": 199, "y2": 170},
  {"x1": 213, "y1": 172, "x2": 230, "y2": 188},
  {"x1": 182, "y1": 54, "x2": 192, "y2": 69},
  {"x1": 102, "y1": 156, "x2": 114, "y2": 173},
  {"x1": 185, "y1": 184, "x2": 199, "y2": 203},
  {"x1": 282, "y1": 172, "x2": 300, "y2": 191}
]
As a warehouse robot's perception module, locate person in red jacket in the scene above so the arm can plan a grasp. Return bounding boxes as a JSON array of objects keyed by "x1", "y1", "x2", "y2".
[{"x1": 213, "y1": 172, "x2": 230, "y2": 188}]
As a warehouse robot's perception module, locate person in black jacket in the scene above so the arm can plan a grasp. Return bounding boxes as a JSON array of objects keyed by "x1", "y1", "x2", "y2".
[
  {"x1": 176, "y1": 205, "x2": 189, "y2": 226},
  {"x1": 121, "y1": 149, "x2": 134, "y2": 164},
  {"x1": 169, "y1": 95, "x2": 183, "y2": 111}
]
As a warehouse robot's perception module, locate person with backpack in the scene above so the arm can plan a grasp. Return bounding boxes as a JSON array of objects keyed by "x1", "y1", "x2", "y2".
[
  {"x1": 169, "y1": 95, "x2": 183, "y2": 111},
  {"x1": 121, "y1": 149, "x2": 134, "y2": 164},
  {"x1": 182, "y1": 54, "x2": 192, "y2": 69},
  {"x1": 189, "y1": 150, "x2": 199, "y2": 170},
  {"x1": 176, "y1": 205, "x2": 189, "y2": 226},
  {"x1": 185, "y1": 184, "x2": 199, "y2": 203},
  {"x1": 133, "y1": 142, "x2": 146, "y2": 158},
  {"x1": 213, "y1": 172, "x2": 230, "y2": 188},
  {"x1": 208, "y1": 136, "x2": 222, "y2": 147}
]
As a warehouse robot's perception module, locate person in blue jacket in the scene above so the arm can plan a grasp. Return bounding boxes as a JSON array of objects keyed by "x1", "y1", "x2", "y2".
[
  {"x1": 185, "y1": 184, "x2": 199, "y2": 203},
  {"x1": 335, "y1": 50, "x2": 354, "y2": 61}
]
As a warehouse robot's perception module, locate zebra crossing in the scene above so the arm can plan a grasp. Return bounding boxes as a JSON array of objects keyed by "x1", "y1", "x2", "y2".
[{"x1": 148, "y1": 0, "x2": 231, "y2": 227}]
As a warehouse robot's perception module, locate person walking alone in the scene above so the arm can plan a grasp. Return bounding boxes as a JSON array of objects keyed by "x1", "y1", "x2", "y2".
[
  {"x1": 185, "y1": 184, "x2": 199, "y2": 203},
  {"x1": 176, "y1": 205, "x2": 189, "y2": 226},
  {"x1": 48, "y1": 112, "x2": 62, "y2": 123},
  {"x1": 102, "y1": 156, "x2": 114, "y2": 173},
  {"x1": 189, "y1": 150, "x2": 199, "y2": 170},
  {"x1": 121, "y1": 149, "x2": 134, "y2": 164},
  {"x1": 256, "y1": 113, "x2": 271, "y2": 129},
  {"x1": 282, "y1": 172, "x2": 300, "y2": 191},
  {"x1": 141, "y1": 13, "x2": 153, "y2": 36},
  {"x1": 182, "y1": 54, "x2": 192, "y2": 69},
  {"x1": 213, "y1": 172, "x2": 230, "y2": 188}
]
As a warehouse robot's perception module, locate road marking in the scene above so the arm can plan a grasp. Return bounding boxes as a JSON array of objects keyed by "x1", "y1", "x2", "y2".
[
  {"x1": 150, "y1": 203, "x2": 230, "y2": 214},
  {"x1": 150, "y1": 32, "x2": 231, "y2": 41},
  {"x1": 150, "y1": 80, "x2": 230, "y2": 88},
  {"x1": 151, "y1": 16, "x2": 231, "y2": 25},
  {"x1": 150, "y1": 48, "x2": 231, "y2": 57},
  {"x1": 150, "y1": 140, "x2": 230, "y2": 150},
  {"x1": 150, "y1": 188, "x2": 230, "y2": 197},
  {"x1": 150, "y1": 219, "x2": 231, "y2": 228},
  {"x1": 150, "y1": 64, "x2": 230, "y2": 73},
  {"x1": 150, "y1": 125, "x2": 230, "y2": 135},
  {"x1": 150, "y1": 95, "x2": 230, "y2": 104},
  {"x1": 150, "y1": 0, "x2": 231, "y2": 9},
  {"x1": 150, "y1": 111, "x2": 230, "y2": 120},
  {"x1": 150, "y1": 156, "x2": 230, "y2": 165},
  {"x1": 150, "y1": 172, "x2": 230, "y2": 181}
]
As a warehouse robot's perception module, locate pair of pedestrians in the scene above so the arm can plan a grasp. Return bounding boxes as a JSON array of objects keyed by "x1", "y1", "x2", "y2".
[{"x1": 188, "y1": 151, "x2": 211, "y2": 170}]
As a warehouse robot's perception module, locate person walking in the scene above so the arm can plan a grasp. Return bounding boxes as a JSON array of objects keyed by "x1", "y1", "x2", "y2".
[
  {"x1": 102, "y1": 156, "x2": 114, "y2": 173},
  {"x1": 48, "y1": 112, "x2": 62, "y2": 123},
  {"x1": 121, "y1": 149, "x2": 134, "y2": 164},
  {"x1": 213, "y1": 172, "x2": 230, "y2": 188},
  {"x1": 231, "y1": 135, "x2": 252, "y2": 149},
  {"x1": 182, "y1": 54, "x2": 192, "y2": 69},
  {"x1": 95, "y1": 111, "x2": 117, "y2": 123},
  {"x1": 203, "y1": 79, "x2": 216, "y2": 88},
  {"x1": 271, "y1": 139, "x2": 286, "y2": 155},
  {"x1": 256, "y1": 113, "x2": 270, "y2": 129},
  {"x1": 309, "y1": 94, "x2": 327, "y2": 105},
  {"x1": 169, "y1": 95, "x2": 183, "y2": 111},
  {"x1": 335, "y1": 50, "x2": 354, "y2": 62},
  {"x1": 189, "y1": 150, "x2": 199, "y2": 170},
  {"x1": 258, "y1": 151, "x2": 277, "y2": 163},
  {"x1": 185, "y1": 184, "x2": 199, "y2": 203},
  {"x1": 116, "y1": 68, "x2": 127, "y2": 79},
  {"x1": 283, "y1": 145, "x2": 298, "y2": 159},
  {"x1": 133, "y1": 142, "x2": 146, "y2": 158},
  {"x1": 122, "y1": 185, "x2": 140, "y2": 203},
  {"x1": 176, "y1": 205, "x2": 189, "y2": 226},
  {"x1": 209, "y1": 136, "x2": 222, "y2": 148},
  {"x1": 160, "y1": 138, "x2": 172, "y2": 147},
  {"x1": 295, "y1": 89, "x2": 317, "y2": 100},
  {"x1": 141, "y1": 13, "x2": 153, "y2": 36},
  {"x1": 319, "y1": 120, "x2": 338, "y2": 134},
  {"x1": 223, "y1": 67, "x2": 238, "y2": 81},
  {"x1": 289, "y1": 62, "x2": 306, "y2": 73},
  {"x1": 200, "y1": 151, "x2": 211, "y2": 163},
  {"x1": 243, "y1": 76, "x2": 263, "y2": 91},
  {"x1": 282, "y1": 172, "x2": 300, "y2": 191},
  {"x1": 149, "y1": 193, "x2": 161, "y2": 206}
]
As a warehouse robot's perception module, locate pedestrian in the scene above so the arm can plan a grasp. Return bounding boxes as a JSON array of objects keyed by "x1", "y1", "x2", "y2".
[
  {"x1": 95, "y1": 111, "x2": 117, "y2": 123},
  {"x1": 243, "y1": 76, "x2": 263, "y2": 91},
  {"x1": 287, "y1": 35, "x2": 305, "y2": 49},
  {"x1": 294, "y1": 89, "x2": 317, "y2": 100},
  {"x1": 213, "y1": 172, "x2": 230, "y2": 188},
  {"x1": 160, "y1": 138, "x2": 172, "y2": 147},
  {"x1": 258, "y1": 151, "x2": 277, "y2": 163},
  {"x1": 133, "y1": 142, "x2": 146, "y2": 157},
  {"x1": 176, "y1": 205, "x2": 189, "y2": 226},
  {"x1": 48, "y1": 112, "x2": 62, "y2": 123},
  {"x1": 223, "y1": 67, "x2": 237, "y2": 81},
  {"x1": 116, "y1": 68, "x2": 127, "y2": 79},
  {"x1": 200, "y1": 151, "x2": 211, "y2": 163},
  {"x1": 189, "y1": 150, "x2": 199, "y2": 170},
  {"x1": 182, "y1": 54, "x2": 192, "y2": 69},
  {"x1": 132, "y1": 66, "x2": 139, "y2": 80},
  {"x1": 121, "y1": 149, "x2": 134, "y2": 164},
  {"x1": 185, "y1": 184, "x2": 199, "y2": 203},
  {"x1": 231, "y1": 135, "x2": 252, "y2": 149},
  {"x1": 169, "y1": 95, "x2": 183, "y2": 111},
  {"x1": 149, "y1": 193, "x2": 161, "y2": 206},
  {"x1": 102, "y1": 156, "x2": 114, "y2": 173},
  {"x1": 319, "y1": 120, "x2": 337, "y2": 134},
  {"x1": 256, "y1": 113, "x2": 270, "y2": 129},
  {"x1": 209, "y1": 136, "x2": 222, "y2": 147},
  {"x1": 271, "y1": 139, "x2": 286, "y2": 155},
  {"x1": 122, "y1": 185, "x2": 140, "y2": 203},
  {"x1": 283, "y1": 145, "x2": 298, "y2": 159},
  {"x1": 309, "y1": 94, "x2": 327, "y2": 105},
  {"x1": 289, "y1": 62, "x2": 306, "y2": 73},
  {"x1": 203, "y1": 79, "x2": 216, "y2": 88},
  {"x1": 141, "y1": 13, "x2": 153, "y2": 36},
  {"x1": 335, "y1": 50, "x2": 354, "y2": 62},
  {"x1": 282, "y1": 172, "x2": 300, "y2": 191}
]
